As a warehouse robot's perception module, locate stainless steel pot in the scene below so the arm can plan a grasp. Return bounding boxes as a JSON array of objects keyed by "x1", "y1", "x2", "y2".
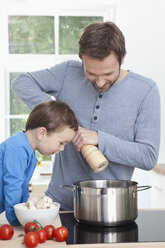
[{"x1": 61, "y1": 179, "x2": 151, "y2": 226}]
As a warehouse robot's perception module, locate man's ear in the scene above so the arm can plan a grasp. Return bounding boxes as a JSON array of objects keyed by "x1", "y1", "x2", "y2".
[
  {"x1": 121, "y1": 52, "x2": 127, "y2": 65},
  {"x1": 36, "y1": 127, "x2": 47, "y2": 141}
]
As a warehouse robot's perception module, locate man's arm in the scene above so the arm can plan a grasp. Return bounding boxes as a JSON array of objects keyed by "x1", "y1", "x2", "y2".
[
  {"x1": 12, "y1": 62, "x2": 68, "y2": 109},
  {"x1": 100, "y1": 84, "x2": 160, "y2": 170},
  {"x1": 73, "y1": 84, "x2": 160, "y2": 171}
]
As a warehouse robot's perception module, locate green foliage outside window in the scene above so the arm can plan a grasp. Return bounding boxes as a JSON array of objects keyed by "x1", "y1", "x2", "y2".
[
  {"x1": 10, "y1": 118, "x2": 27, "y2": 135},
  {"x1": 59, "y1": 16, "x2": 103, "y2": 54},
  {"x1": 8, "y1": 15, "x2": 103, "y2": 55},
  {"x1": 8, "y1": 16, "x2": 55, "y2": 54},
  {"x1": 10, "y1": 73, "x2": 30, "y2": 115}
]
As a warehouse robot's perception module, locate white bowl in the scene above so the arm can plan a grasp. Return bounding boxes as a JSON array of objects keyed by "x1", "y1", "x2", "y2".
[{"x1": 14, "y1": 202, "x2": 60, "y2": 227}]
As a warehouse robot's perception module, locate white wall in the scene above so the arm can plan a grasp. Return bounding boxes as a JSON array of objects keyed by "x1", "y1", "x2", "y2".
[{"x1": 116, "y1": 0, "x2": 165, "y2": 164}]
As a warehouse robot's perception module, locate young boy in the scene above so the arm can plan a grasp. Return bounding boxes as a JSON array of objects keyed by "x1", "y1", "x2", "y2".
[{"x1": 0, "y1": 100, "x2": 78, "y2": 226}]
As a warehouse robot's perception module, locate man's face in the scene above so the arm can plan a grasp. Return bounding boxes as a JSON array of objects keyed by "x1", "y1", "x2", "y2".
[{"x1": 82, "y1": 53, "x2": 121, "y2": 92}]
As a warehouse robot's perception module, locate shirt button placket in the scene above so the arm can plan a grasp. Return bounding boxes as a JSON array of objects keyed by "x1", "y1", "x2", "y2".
[{"x1": 91, "y1": 93, "x2": 103, "y2": 129}]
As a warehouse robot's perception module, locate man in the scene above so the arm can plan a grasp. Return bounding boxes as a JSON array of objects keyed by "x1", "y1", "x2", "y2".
[{"x1": 12, "y1": 22, "x2": 160, "y2": 210}]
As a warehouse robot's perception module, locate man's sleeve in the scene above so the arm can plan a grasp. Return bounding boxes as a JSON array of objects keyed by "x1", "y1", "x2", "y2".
[
  {"x1": 11, "y1": 61, "x2": 68, "y2": 110},
  {"x1": 98, "y1": 84, "x2": 160, "y2": 170}
]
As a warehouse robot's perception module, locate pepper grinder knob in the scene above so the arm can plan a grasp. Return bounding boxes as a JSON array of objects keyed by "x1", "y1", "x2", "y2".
[{"x1": 81, "y1": 145, "x2": 109, "y2": 173}]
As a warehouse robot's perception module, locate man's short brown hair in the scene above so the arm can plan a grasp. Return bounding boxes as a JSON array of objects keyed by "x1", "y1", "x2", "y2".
[
  {"x1": 78, "y1": 22, "x2": 126, "y2": 65},
  {"x1": 25, "y1": 100, "x2": 78, "y2": 133}
]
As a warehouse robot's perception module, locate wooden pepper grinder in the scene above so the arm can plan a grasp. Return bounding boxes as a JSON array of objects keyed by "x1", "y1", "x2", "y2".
[{"x1": 81, "y1": 144, "x2": 109, "y2": 173}]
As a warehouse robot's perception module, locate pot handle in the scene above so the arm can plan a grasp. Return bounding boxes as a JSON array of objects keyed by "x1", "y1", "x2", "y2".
[
  {"x1": 60, "y1": 184, "x2": 74, "y2": 192},
  {"x1": 134, "y1": 185, "x2": 152, "y2": 193}
]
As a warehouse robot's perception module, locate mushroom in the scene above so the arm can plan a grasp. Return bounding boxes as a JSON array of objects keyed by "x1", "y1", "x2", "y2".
[
  {"x1": 26, "y1": 196, "x2": 38, "y2": 209},
  {"x1": 26, "y1": 195, "x2": 54, "y2": 209},
  {"x1": 41, "y1": 196, "x2": 53, "y2": 204}
]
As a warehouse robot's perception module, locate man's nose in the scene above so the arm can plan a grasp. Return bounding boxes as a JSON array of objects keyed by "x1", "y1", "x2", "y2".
[{"x1": 96, "y1": 76, "x2": 105, "y2": 87}]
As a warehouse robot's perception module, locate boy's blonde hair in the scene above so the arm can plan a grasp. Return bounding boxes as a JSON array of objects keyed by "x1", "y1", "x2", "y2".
[{"x1": 25, "y1": 100, "x2": 78, "y2": 132}]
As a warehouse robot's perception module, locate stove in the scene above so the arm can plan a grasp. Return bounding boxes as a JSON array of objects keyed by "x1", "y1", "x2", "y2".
[{"x1": 60, "y1": 210, "x2": 165, "y2": 244}]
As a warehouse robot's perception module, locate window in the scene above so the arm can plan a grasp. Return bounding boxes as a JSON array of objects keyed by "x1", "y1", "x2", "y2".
[
  {"x1": 0, "y1": 3, "x2": 115, "y2": 163},
  {"x1": 8, "y1": 16, "x2": 55, "y2": 54}
]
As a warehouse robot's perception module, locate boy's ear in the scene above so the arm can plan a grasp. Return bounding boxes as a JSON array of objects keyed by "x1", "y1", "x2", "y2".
[{"x1": 36, "y1": 127, "x2": 47, "y2": 141}]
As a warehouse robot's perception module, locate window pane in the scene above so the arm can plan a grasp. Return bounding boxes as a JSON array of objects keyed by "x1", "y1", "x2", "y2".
[
  {"x1": 59, "y1": 16, "x2": 103, "y2": 54},
  {"x1": 10, "y1": 118, "x2": 27, "y2": 135},
  {"x1": 10, "y1": 73, "x2": 30, "y2": 115},
  {"x1": 8, "y1": 16, "x2": 55, "y2": 54}
]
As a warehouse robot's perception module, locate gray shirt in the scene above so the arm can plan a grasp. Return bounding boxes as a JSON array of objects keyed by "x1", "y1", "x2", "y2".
[{"x1": 12, "y1": 60, "x2": 160, "y2": 210}]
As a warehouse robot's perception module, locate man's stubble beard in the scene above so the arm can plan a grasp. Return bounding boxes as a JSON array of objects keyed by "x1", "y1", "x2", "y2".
[{"x1": 92, "y1": 68, "x2": 121, "y2": 92}]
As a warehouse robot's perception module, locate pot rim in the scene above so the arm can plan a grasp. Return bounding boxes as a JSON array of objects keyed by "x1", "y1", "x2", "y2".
[{"x1": 73, "y1": 179, "x2": 138, "y2": 189}]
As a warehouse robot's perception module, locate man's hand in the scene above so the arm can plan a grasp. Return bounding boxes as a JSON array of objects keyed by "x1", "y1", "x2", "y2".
[{"x1": 72, "y1": 127, "x2": 98, "y2": 151}]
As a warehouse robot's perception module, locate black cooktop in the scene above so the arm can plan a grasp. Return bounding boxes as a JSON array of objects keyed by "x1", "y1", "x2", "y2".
[{"x1": 60, "y1": 210, "x2": 165, "y2": 244}]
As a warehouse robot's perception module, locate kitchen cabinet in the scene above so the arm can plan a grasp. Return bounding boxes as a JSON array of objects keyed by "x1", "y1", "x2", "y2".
[
  {"x1": 132, "y1": 168, "x2": 152, "y2": 209},
  {"x1": 29, "y1": 161, "x2": 52, "y2": 194},
  {"x1": 30, "y1": 161, "x2": 52, "y2": 185},
  {"x1": 29, "y1": 184, "x2": 48, "y2": 199},
  {"x1": 150, "y1": 164, "x2": 165, "y2": 208},
  {"x1": 132, "y1": 164, "x2": 165, "y2": 209}
]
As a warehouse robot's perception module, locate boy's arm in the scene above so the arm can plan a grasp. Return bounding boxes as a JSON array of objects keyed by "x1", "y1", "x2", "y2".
[
  {"x1": 3, "y1": 146, "x2": 28, "y2": 226},
  {"x1": 21, "y1": 186, "x2": 29, "y2": 202}
]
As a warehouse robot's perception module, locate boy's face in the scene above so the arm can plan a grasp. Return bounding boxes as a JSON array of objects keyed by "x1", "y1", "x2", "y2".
[{"x1": 37, "y1": 126, "x2": 75, "y2": 157}]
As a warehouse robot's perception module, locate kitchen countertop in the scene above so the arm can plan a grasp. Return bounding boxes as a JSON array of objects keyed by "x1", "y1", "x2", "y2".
[
  {"x1": 153, "y1": 164, "x2": 165, "y2": 176},
  {"x1": 0, "y1": 211, "x2": 64, "y2": 248},
  {"x1": 1, "y1": 210, "x2": 165, "y2": 248}
]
